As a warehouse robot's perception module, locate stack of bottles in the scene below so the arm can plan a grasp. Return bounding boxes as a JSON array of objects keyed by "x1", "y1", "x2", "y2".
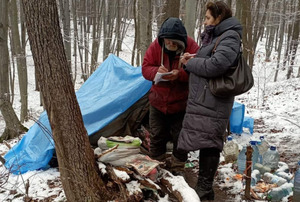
[
  {"x1": 223, "y1": 136, "x2": 239, "y2": 164},
  {"x1": 294, "y1": 161, "x2": 300, "y2": 202}
]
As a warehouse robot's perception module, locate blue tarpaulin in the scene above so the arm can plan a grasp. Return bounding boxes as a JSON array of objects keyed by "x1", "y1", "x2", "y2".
[{"x1": 4, "y1": 54, "x2": 152, "y2": 174}]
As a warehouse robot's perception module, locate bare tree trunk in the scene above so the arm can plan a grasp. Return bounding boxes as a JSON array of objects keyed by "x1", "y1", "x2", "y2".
[
  {"x1": 274, "y1": 0, "x2": 286, "y2": 82},
  {"x1": 22, "y1": 0, "x2": 115, "y2": 201},
  {"x1": 264, "y1": 2, "x2": 275, "y2": 62},
  {"x1": 90, "y1": 0, "x2": 103, "y2": 73},
  {"x1": 0, "y1": 0, "x2": 27, "y2": 141},
  {"x1": 184, "y1": 0, "x2": 197, "y2": 39},
  {"x1": 138, "y1": 0, "x2": 153, "y2": 60},
  {"x1": 286, "y1": 0, "x2": 299, "y2": 79},
  {"x1": 9, "y1": 0, "x2": 28, "y2": 122},
  {"x1": 160, "y1": 0, "x2": 180, "y2": 24}
]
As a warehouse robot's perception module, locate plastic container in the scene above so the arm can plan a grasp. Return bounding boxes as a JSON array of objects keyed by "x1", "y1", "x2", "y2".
[
  {"x1": 223, "y1": 136, "x2": 239, "y2": 164},
  {"x1": 257, "y1": 136, "x2": 269, "y2": 163},
  {"x1": 294, "y1": 161, "x2": 300, "y2": 202},
  {"x1": 251, "y1": 169, "x2": 261, "y2": 186},
  {"x1": 237, "y1": 146, "x2": 247, "y2": 174},
  {"x1": 263, "y1": 172, "x2": 287, "y2": 186},
  {"x1": 250, "y1": 141, "x2": 259, "y2": 170},
  {"x1": 262, "y1": 146, "x2": 280, "y2": 172},
  {"x1": 267, "y1": 182, "x2": 293, "y2": 202},
  {"x1": 254, "y1": 163, "x2": 271, "y2": 175}
]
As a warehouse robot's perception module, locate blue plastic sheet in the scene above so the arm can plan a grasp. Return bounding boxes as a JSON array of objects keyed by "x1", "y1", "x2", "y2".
[
  {"x1": 243, "y1": 116, "x2": 254, "y2": 134},
  {"x1": 4, "y1": 54, "x2": 152, "y2": 174},
  {"x1": 230, "y1": 101, "x2": 245, "y2": 134}
]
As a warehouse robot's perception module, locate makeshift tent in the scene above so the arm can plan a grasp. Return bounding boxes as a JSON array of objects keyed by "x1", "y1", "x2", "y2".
[{"x1": 4, "y1": 54, "x2": 152, "y2": 174}]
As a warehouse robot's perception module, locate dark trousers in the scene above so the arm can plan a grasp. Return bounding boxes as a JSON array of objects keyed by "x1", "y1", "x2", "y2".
[{"x1": 149, "y1": 105, "x2": 187, "y2": 162}]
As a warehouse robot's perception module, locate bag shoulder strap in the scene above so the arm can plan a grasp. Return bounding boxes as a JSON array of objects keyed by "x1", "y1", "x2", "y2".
[{"x1": 212, "y1": 30, "x2": 242, "y2": 53}]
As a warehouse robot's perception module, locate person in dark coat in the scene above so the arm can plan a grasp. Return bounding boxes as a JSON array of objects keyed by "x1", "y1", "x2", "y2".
[
  {"x1": 177, "y1": 1, "x2": 242, "y2": 200},
  {"x1": 142, "y1": 17, "x2": 199, "y2": 174}
]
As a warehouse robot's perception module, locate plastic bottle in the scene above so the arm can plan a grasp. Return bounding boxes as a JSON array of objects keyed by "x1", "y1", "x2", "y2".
[
  {"x1": 256, "y1": 140, "x2": 263, "y2": 164},
  {"x1": 223, "y1": 136, "x2": 239, "y2": 164},
  {"x1": 262, "y1": 146, "x2": 280, "y2": 172},
  {"x1": 251, "y1": 169, "x2": 261, "y2": 186},
  {"x1": 257, "y1": 136, "x2": 269, "y2": 156},
  {"x1": 254, "y1": 163, "x2": 271, "y2": 175},
  {"x1": 263, "y1": 172, "x2": 287, "y2": 186},
  {"x1": 237, "y1": 146, "x2": 247, "y2": 174},
  {"x1": 294, "y1": 161, "x2": 300, "y2": 202},
  {"x1": 250, "y1": 141, "x2": 259, "y2": 170},
  {"x1": 267, "y1": 182, "x2": 293, "y2": 202}
]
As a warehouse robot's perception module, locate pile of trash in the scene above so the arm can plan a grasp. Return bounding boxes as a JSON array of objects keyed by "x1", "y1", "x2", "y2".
[
  {"x1": 93, "y1": 135, "x2": 199, "y2": 201},
  {"x1": 220, "y1": 135, "x2": 299, "y2": 201}
]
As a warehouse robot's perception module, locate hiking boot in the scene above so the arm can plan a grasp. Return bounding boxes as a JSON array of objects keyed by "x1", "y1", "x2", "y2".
[{"x1": 166, "y1": 155, "x2": 186, "y2": 177}]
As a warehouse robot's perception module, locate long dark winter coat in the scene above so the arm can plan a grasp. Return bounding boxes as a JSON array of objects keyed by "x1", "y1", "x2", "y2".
[{"x1": 177, "y1": 17, "x2": 243, "y2": 152}]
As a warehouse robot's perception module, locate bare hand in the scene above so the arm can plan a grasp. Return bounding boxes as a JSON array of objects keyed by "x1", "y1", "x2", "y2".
[
  {"x1": 157, "y1": 65, "x2": 169, "y2": 73},
  {"x1": 162, "y1": 69, "x2": 179, "y2": 81},
  {"x1": 180, "y1": 52, "x2": 196, "y2": 65}
]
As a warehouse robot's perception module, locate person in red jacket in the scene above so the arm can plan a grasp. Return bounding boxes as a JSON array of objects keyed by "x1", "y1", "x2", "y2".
[{"x1": 142, "y1": 17, "x2": 199, "y2": 174}]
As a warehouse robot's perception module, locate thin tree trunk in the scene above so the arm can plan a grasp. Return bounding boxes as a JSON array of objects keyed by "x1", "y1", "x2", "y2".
[
  {"x1": 274, "y1": 0, "x2": 286, "y2": 82},
  {"x1": 184, "y1": 0, "x2": 197, "y2": 39},
  {"x1": 0, "y1": 0, "x2": 27, "y2": 141},
  {"x1": 9, "y1": 0, "x2": 28, "y2": 122}
]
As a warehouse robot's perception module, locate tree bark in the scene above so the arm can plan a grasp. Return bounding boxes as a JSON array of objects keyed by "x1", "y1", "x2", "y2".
[
  {"x1": 22, "y1": 1, "x2": 114, "y2": 201},
  {"x1": 184, "y1": 0, "x2": 197, "y2": 39},
  {"x1": 9, "y1": 0, "x2": 28, "y2": 122},
  {"x1": 0, "y1": 0, "x2": 27, "y2": 141}
]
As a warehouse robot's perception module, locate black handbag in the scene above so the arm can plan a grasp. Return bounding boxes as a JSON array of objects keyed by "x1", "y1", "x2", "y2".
[{"x1": 209, "y1": 33, "x2": 254, "y2": 98}]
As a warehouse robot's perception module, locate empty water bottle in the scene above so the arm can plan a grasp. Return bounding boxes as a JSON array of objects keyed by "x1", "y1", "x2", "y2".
[
  {"x1": 251, "y1": 169, "x2": 261, "y2": 186},
  {"x1": 237, "y1": 146, "x2": 247, "y2": 174},
  {"x1": 254, "y1": 163, "x2": 271, "y2": 175},
  {"x1": 294, "y1": 161, "x2": 300, "y2": 202},
  {"x1": 263, "y1": 146, "x2": 280, "y2": 172},
  {"x1": 258, "y1": 136, "x2": 269, "y2": 154},
  {"x1": 267, "y1": 182, "x2": 293, "y2": 202},
  {"x1": 263, "y1": 172, "x2": 287, "y2": 186},
  {"x1": 250, "y1": 141, "x2": 259, "y2": 170},
  {"x1": 223, "y1": 136, "x2": 239, "y2": 164}
]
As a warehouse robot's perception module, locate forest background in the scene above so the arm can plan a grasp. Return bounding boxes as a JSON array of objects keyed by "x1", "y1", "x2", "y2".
[{"x1": 0, "y1": 0, "x2": 299, "y2": 201}]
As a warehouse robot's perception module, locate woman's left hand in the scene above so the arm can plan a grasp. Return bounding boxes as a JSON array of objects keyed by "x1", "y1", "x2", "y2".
[{"x1": 180, "y1": 52, "x2": 196, "y2": 65}]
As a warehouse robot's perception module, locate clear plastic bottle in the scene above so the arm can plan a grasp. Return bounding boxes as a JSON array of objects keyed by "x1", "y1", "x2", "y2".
[
  {"x1": 254, "y1": 163, "x2": 271, "y2": 175},
  {"x1": 267, "y1": 182, "x2": 293, "y2": 202},
  {"x1": 223, "y1": 136, "x2": 239, "y2": 164},
  {"x1": 250, "y1": 140, "x2": 259, "y2": 170},
  {"x1": 251, "y1": 169, "x2": 261, "y2": 186},
  {"x1": 263, "y1": 172, "x2": 287, "y2": 186},
  {"x1": 258, "y1": 136, "x2": 269, "y2": 154},
  {"x1": 263, "y1": 146, "x2": 280, "y2": 172},
  {"x1": 294, "y1": 161, "x2": 300, "y2": 202},
  {"x1": 237, "y1": 146, "x2": 247, "y2": 174}
]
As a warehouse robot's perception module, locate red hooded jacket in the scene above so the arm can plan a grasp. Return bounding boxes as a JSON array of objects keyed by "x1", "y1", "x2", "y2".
[{"x1": 142, "y1": 36, "x2": 199, "y2": 114}]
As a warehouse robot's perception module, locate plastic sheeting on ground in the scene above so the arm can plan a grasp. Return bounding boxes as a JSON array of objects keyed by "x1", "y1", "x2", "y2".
[{"x1": 4, "y1": 54, "x2": 152, "y2": 174}]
